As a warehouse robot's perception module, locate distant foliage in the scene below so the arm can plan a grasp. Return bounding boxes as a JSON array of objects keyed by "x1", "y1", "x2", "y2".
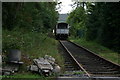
[
  {"x1": 67, "y1": 6, "x2": 86, "y2": 37},
  {"x1": 2, "y1": 2, "x2": 58, "y2": 51},
  {"x1": 2, "y1": 2, "x2": 58, "y2": 32},
  {"x1": 67, "y1": 2, "x2": 120, "y2": 53}
]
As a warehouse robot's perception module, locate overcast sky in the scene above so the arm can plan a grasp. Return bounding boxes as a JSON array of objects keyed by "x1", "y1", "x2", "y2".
[{"x1": 56, "y1": 0, "x2": 75, "y2": 14}]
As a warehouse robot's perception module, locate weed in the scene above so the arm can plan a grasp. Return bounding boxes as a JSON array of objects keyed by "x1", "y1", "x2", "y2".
[
  {"x1": 69, "y1": 37, "x2": 120, "y2": 64},
  {"x1": 2, "y1": 29, "x2": 64, "y2": 78}
]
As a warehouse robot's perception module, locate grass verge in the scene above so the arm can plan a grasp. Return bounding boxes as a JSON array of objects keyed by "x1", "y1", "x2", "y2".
[
  {"x1": 69, "y1": 37, "x2": 120, "y2": 65},
  {"x1": 2, "y1": 29, "x2": 64, "y2": 78}
]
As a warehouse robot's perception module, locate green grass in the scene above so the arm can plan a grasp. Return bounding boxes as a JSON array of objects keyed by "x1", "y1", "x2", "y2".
[
  {"x1": 1, "y1": 73, "x2": 41, "y2": 78},
  {"x1": 2, "y1": 29, "x2": 64, "y2": 78},
  {"x1": 1, "y1": 74, "x2": 56, "y2": 80},
  {"x1": 73, "y1": 71, "x2": 85, "y2": 75},
  {"x1": 69, "y1": 37, "x2": 120, "y2": 65}
]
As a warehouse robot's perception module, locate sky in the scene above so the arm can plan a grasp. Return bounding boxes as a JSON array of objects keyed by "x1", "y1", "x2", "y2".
[{"x1": 56, "y1": 0, "x2": 75, "y2": 14}]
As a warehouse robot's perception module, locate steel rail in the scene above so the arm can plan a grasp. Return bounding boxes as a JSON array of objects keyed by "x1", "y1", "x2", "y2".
[
  {"x1": 59, "y1": 40, "x2": 120, "y2": 77},
  {"x1": 68, "y1": 40, "x2": 120, "y2": 68},
  {"x1": 59, "y1": 40, "x2": 91, "y2": 77}
]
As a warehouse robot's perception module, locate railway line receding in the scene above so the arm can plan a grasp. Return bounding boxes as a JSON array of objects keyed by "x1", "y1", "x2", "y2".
[{"x1": 59, "y1": 40, "x2": 120, "y2": 79}]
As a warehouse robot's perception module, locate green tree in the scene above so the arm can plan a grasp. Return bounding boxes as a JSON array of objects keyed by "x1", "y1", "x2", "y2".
[
  {"x1": 67, "y1": 6, "x2": 86, "y2": 37},
  {"x1": 67, "y1": 2, "x2": 120, "y2": 53},
  {"x1": 2, "y1": 2, "x2": 58, "y2": 33}
]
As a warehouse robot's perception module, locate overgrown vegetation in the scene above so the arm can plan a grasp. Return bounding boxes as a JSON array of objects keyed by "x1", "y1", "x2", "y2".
[
  {"x1": 3, "y1": 2, "x2": 58, "y2": 32},
  {"x1": 67, "y1": 2, "x2": 120, "y2": 53},
  {"x1": 2, "y1": 2, "x2": 65, "y2": 78},
  {"x1": 2, "y1": 29, "x2": 64, "y2": 78},
  {"x1": 2, "y1": 2, "x2": 58, "y2": 58},
  {"x1": 70, "y1": 37, "x2": 120, "y2": 65}
]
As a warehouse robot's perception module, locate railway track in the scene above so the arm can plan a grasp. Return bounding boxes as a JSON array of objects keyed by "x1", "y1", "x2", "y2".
[
  {"x1": 59, "y1": 43, "x2": 80, "y2": 71},
  {"x1": 58, "y1": 43, "x2": 86, "y2": 77},
  {"x1": 62, "y1": 51, "x2": 80, "y2": 71},
  {"x1": 59, "y1": 40, "x2": 120, "y2": 77}
]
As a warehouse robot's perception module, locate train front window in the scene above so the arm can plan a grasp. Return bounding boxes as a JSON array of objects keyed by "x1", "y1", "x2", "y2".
[{"x1": 58, "y1": 23, "x2": 68, "y2": 29}]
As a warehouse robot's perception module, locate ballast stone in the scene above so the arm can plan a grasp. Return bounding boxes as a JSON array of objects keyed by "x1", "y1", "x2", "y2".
[
  {"x1": 53, "y1": 64, "x2": 61, "y2": 73},
  {"x1": 33, "y1": 58, "x2": 53, "y2": 70},
  {"x1": 29, "y1": 55, "x2": 61, "y2": 76},
  {"x1": 28, "y1": 65, "x2": 38, "y2": 72},
  {"x1": 44, "y1": 55, "x2": 55, "y2": 65}
]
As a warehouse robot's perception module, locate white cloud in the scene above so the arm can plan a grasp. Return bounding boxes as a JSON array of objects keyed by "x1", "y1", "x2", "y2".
[{"x1": 57, "y1": 0, "x2": 74, "y2": 14}]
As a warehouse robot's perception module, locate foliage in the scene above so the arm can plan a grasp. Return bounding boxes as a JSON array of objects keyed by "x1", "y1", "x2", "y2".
[
  {"x1": 86, "y1": 2, "x2": 120, "y2": 52},
  {"x1": 2, "y1": 2, "x2": 58, "y2": 32},
  {"x1": 2, "y1": 2, "x2": 65, "y2": 78},
  {"x1": 2, "y1": 29, "x2": 64, "y2": 78},
  {"x1": 67, "y1": 2, "x2": 120, "y2": 53},
  {"x1": 67, "y1": 6, "x2": 86, "y2": 37},
  {"x1": 70, "y1": 37, "x2": 120, "y2": 65}
]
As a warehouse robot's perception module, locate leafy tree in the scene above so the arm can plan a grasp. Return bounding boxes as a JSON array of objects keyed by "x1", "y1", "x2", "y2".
[
  {"x1": 67, "y1": 6, "x2": 86, "y2": 37},
  {"x1": 67, "y1": 2, "x2": 120, "y2": 52},
  {"x1": 86, "y1": 2, "x2": 120, "y2": 52},
  {"x1": 2, "y1": 2, "x2": 58, "y2": 33}
]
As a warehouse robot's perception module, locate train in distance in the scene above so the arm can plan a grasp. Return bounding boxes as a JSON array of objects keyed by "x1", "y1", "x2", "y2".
[{"x1": 54, "y1": 22, "x2": 70, "y2": 40}]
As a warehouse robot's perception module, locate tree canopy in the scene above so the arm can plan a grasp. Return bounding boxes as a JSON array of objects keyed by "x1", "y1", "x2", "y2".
[
  {"x1": 67, "y1": 2, "x2": 120, "y2": 53},
  {"x1": 3, "y1": 2, "x2": 58, "y2": 32}
]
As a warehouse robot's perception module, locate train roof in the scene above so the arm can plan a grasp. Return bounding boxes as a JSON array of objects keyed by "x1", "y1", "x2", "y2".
[{"x1": 57, "y1": 22, "x2": 68, "y2": 24}]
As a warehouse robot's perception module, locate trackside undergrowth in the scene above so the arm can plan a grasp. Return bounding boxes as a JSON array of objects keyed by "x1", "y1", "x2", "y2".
[
  {"x1": 69, "y1": 37, "x2": 120, "y2": 65},
  {"x1": 2, "y1": 29, "x2": 64, "y2": 78}
]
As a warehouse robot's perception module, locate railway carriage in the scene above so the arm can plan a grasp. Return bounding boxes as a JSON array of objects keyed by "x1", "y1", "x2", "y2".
[{"x1": 55, "y1": 22, "x2": 70, "y2": 40}]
